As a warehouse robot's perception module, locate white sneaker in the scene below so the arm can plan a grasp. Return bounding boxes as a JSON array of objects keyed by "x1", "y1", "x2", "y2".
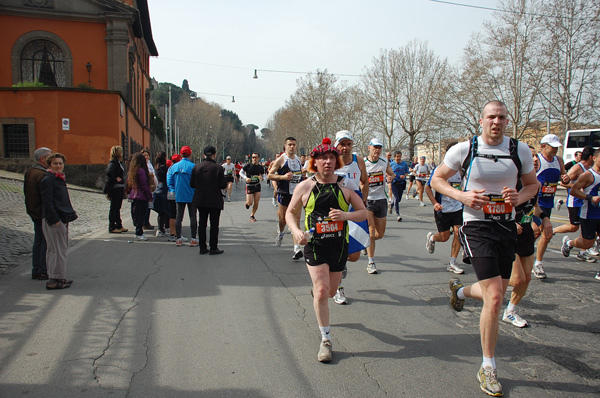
[
  {"x1": 426, "y1": 232, "x2": 435, "y2": 254},
  {"x1": 587, "y1": 242, "x2": 600, "y2": 256},
  {"x1": 135, "y1": 235, "x2": 148, "y2": 241},
  {"x1": 367, "y1": 262, "x2": 377, "y2": 274},
  {"x1": 420, "y1": 201, "x2": 426, "y2": 207},
  {"x1": 155, "y1": 230, "x2": 166, "y2": 237},
  {"x1": 180, "y1": 236, "x2": 189, "y2": 242},
  {"x1": 275, "y1": 232, "x2": 284, "y2": 247},
  {"x1": 556, "y1": 199, "x2": 564, "y2": 211},
  {"x1": 577, "y1": 251, "x2": 597, "y2": 263},
  {"x1": 532, "y1": 262, "x2": 547, "y2": 279},
  {"x1": 333, "y1": 287, "x2": 347, "y2": 304},
  {"x1": 168, "y1": 235, "x2": 177, "y2": 242},
  {"x1": 502, "y1": 309, "x2": 528, "y2": 328},
  {"x1": 190, "y1": 238, "x2": 199, "y2": 247},
  {"x1": 447, "y1": 263, "x2": 464, "y2": 274},
  {"x1": 595, "y1": 271, "x2": 600, "y2": 281},
  {"x1": 405, "y1": 194, "x2": 409, "y2": 200}
]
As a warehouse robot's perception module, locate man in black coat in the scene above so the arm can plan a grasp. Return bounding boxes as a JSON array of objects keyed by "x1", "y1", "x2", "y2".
[{"x1": 191, "y1": 146, "x2": 227, "y2": 255}]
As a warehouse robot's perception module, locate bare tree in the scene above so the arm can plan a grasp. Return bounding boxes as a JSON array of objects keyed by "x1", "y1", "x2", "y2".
[
  {"x1": 394, "y1": 40, "x2": 449, "y2": 158},
  {"x1": 538, "y1": 0, "x2": 600, "y2": 132}
]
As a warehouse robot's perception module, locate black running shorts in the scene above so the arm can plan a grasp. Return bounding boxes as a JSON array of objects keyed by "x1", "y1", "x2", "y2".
[
  {"x1": 459, "y1": 221, "x2": 517, "y2": 280},
  {"x1": 516, "y1": 223, "x2": 535, "y2": 257},
  {"x1": 580, "y1": 218, "x2": 600, "y2": 240},
  {"x1": 278, "y1": 193, "x2": 292, "y2": 207},
  {"x1": 434, "y1": 210, "x2": 463, "y2": 233},
  {"x1": 568, "y1": 206, "x2": 581, "y2": 226},
  {"x1": 304, "y1": 243, "x2": 347, "y2": 272},
  {"x1": 246, "y1": 183, "x2": 261, "y2": 194},
  {"x1": 366, "y1": 199, "x2": 387, "y2": 218}
]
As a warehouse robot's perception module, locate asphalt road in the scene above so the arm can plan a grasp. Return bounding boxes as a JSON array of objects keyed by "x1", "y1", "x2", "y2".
[{"x1": 0, "y1": 182, "x2": 598, "y2": 397}]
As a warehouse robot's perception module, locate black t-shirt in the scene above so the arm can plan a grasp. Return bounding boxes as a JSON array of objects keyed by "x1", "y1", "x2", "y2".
[{"x1": 243, "y1": 163, "x2": 264, "y2": 185}]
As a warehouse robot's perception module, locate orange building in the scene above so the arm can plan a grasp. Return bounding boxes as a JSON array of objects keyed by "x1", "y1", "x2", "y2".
[{"x1": 0, "y1": 0, "x2": 158, "y2": 186}]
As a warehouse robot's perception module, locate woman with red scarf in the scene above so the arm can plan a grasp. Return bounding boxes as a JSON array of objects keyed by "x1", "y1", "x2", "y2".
[{"x1": 40, "y1": 153, "x2": 78, "y2": 290}]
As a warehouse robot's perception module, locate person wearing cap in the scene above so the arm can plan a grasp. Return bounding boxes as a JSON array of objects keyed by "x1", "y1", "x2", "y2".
[
  {"x1": 332, "y1": 130, "x2": 370, "y2": 304},
  {"x1": 285, "y1": 139, "x2": 367, "y2": 362},
  {"x1": 191, "y1": 146, "x2": 227, "y2": 255},
  {"x1": 532, "y1": 134, "x2": 571, "y2": 278},
  {"x1": 222, "y1": 156, "x2": 236, "y2": 202},
  {"x1": 166, "y1": 146, "x2": 198, "y2": 247},
  {"x1": 268, "y1": 137, "x2": 305, "y2": 260},
  {"x1": 364, "y1": 138, "x2": 395, "y2": 274},
  {"x1": 240, "y1": 152, "x2": 265, "y2": 221}
]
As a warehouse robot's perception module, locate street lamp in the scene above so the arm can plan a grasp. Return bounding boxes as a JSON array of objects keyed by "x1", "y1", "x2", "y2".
[{"x1": 85, "y1": 62, "x2": 92, "y2": 86}]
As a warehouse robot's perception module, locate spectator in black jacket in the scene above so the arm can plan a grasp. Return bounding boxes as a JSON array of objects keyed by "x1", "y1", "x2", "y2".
[
  {"x1": 105, "y1": 146, "x2": 127, "y2": 233},
  {"x1": 40, "y1": 153, "x2": 78, "y2": 290},
  {"x1": 191, "y1": 146, "x2": 227, "y2": 255}
]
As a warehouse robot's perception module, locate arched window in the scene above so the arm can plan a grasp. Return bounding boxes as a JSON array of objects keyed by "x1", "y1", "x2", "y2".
[
  {"x1": 20, "y1": 39, "x2": 66, "y2": 87},
  {"x1": 11, "y1": 31, "x2": 73, "y2": 87}
]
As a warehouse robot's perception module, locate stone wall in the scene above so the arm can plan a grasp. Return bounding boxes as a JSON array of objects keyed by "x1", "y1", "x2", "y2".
[{"x1": 0, "y1": 164, "x2": 106, "y2": 190}]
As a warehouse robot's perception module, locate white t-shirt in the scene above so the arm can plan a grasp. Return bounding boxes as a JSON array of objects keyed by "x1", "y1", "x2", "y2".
[
  {"x1": 222, "y1": 162, "x2": 236, "y2": 176},
  {"x1": 364, "y1": 157, "x2": 388, "y2": 201},
  {"x1": 443, "y1": 136, "x2": 534, "y2": 222}
]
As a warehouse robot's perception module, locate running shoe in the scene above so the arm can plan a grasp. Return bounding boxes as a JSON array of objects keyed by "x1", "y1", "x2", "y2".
[
  {"x1": 477, "y1": 366, "x2": 503, "y2": 397},
  {"x1": 587, "y1": 240, "x2": 600, "y2": 256},
  {"x1": 367, "y1": 261, "x2": 378, "y2": 274},
  {"x1": 556, "y1": 199, "x2": 564, "y2": 211},
  {"x1": 272, "y1": 198, "x2": 277, "y2": 207},
  {"x1": 190, "y1": 238, "x2": 199, "y2": 247},
  {"x1": 449, "y1": 278, "x2": 465, "y2": 312},
  {"x1": 502, "y1": 309, "x2": 528, "y2": 328},
  {"x1": 175, "y1": 238, "x2": 183, "y2": 247},
  {"x1": 447, "y1": 263, "x2": 464, "y2": 274},
  {"x1": 362, "y1": 248, "x2": 367, "y2": 255},
  {"x1": 532, "y1": 262, "x2": 547, "y2": 279},
  {"x1": 155, "y1": 230, "x2": 166, "y2": 237},
  {"x1": 250, "y1": 216, "x2": 256, "y2": 222},
  {"x1": 342, "y1": 266, "x2": 347, "y2": 279},
  {"x1": 413, "y1": 191, "x2": 418, "y2": 198},
  {"x1": 135, "y1": 235, "x2": 148, "y2": 241},
  {"x1": 426, "y1": 232, "x2": 435, "y2": 254},
  {"x1": 595, "y1": 271, "x2": 600, "y2": 281},
  {"x1": 317, "y1": 340, "x2": 332, "y2": 362},
  {"x1": 181, "y1": 236, "x2": 189, "y2": 242},
  {"x1": 292, "y1": 250, "x2": 303, "y2": 261},
  {"x1": 227, "y1": 197, "x2": 231, "y2": 202},
  {"x1": 245, "y1": 203, "x2": 250, "y2": 209},
  {"x1": 405, "y1": 194, "x2": 409, "y2": 200},
  {"x1": 275, "y1": 232, "x2": 284, "y2": 247},
  {"x1": 561, "y1": 236, "x2": 572, "y2": 257},
  {"x1": 333, "y1": 287, "x2": 347, "y2": 304},
  {"x1": 577, "y1": 251, "x2": 597, "y2": 263},
  {"x1": 420, "y1": 201, "x2": 426, "y2": 207},
  {"x1": 397, "y1": 215, "x2": 402, "y2": 222},
  {"x1": 168, "y1": 235, "x2": 177, "y2": 242}
]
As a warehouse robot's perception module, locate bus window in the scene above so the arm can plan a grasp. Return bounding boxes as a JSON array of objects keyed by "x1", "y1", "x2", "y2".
[
  {"x1": 566, "y1": 132, "x2": 589, "y2": 148},
  {"x1": 589, "y1": 130, "x2": 600, "y2": 148}
]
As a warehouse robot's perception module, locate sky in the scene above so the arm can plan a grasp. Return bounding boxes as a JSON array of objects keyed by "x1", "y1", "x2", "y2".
[{"x1": 147, "y1": 0, "x2": 499, "y2": 130}]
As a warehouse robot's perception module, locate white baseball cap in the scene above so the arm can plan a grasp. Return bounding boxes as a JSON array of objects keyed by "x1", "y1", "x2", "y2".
[
  {"x1": 540, "y1": 134, "x2": 562, "y2": 148},
  {"x1": 334, "y1": 130, "x2": 353, "y2": 147},
  {"x1": 369, "y1": 138, "x2": 383, "y2": 148}
]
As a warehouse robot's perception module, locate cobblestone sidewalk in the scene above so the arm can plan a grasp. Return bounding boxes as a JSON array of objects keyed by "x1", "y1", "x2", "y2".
[{"x1": 0, "y1": 170, "x2": 119, "y2": 273}]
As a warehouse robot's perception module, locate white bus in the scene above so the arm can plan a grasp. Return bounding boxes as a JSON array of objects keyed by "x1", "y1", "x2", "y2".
[{"x1": 563, "y1": 129, "x2": 600, "y2": 162}]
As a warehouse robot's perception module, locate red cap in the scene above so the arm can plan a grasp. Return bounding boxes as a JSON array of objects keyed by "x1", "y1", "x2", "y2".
[
  {"x1": 171, "y1": 154, "x2": 182, "y2": 163},
  {"x1": 180, "y1": 146, "x2": 192, "y2": 156},
  {"x1": 166, "y1": 159, "x2": 173, "y2": 167}
]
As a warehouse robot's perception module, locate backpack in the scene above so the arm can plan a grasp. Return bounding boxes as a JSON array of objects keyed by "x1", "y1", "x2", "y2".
[{"x1": 460, "y1": 136, "x2": 522, "y2": 190}]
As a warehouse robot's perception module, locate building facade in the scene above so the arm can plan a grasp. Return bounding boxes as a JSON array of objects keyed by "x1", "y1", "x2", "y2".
[{"x1": 0, "y1": 0, "x2": 158, "y2": 186}]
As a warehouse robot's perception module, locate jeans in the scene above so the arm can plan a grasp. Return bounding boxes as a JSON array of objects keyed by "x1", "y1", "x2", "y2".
[
  {"x1": 32, "y1": 219, "x2": 47, "y2": 275},
  {"x1": 391, "y1": 180, "x2": 406, "y2": 215},
  {"x1": 109, "y1": 187, "x2": 124, "y2": 231},
  {"x1": 197, "y1": 207, "x2": 221, "y2": 250},
  {"x1": 133, "y1": 199, "x2": 149, "y2": 236},
  {"x1": 176, "y1": 202, "x2": 197, "y2": 239}
]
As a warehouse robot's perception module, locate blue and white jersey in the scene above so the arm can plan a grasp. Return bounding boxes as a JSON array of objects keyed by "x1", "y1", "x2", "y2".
[
  {"x1": 566, "y1": 162, "x2": 589, "y2": 208},
  {"x1": 335, "y1": 154, "x2": 362, "y2": 193},
  {"x1": 536, "y1": 153, "x2": 561, "y2": 208},
  {"x1": 276, "y1": 154, "x2": 303, "y2": 194},
  {"x1": 580, "y1": 168, "x2": 600, "y2": 220},
  {"x1": 427, "y1": 167, "x2": 463, "y2": 213}
]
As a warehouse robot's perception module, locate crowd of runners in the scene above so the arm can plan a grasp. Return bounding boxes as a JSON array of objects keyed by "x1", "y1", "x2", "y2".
[{"x1": 24, "y1": 99, "x2": 600, "y2": 397}]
